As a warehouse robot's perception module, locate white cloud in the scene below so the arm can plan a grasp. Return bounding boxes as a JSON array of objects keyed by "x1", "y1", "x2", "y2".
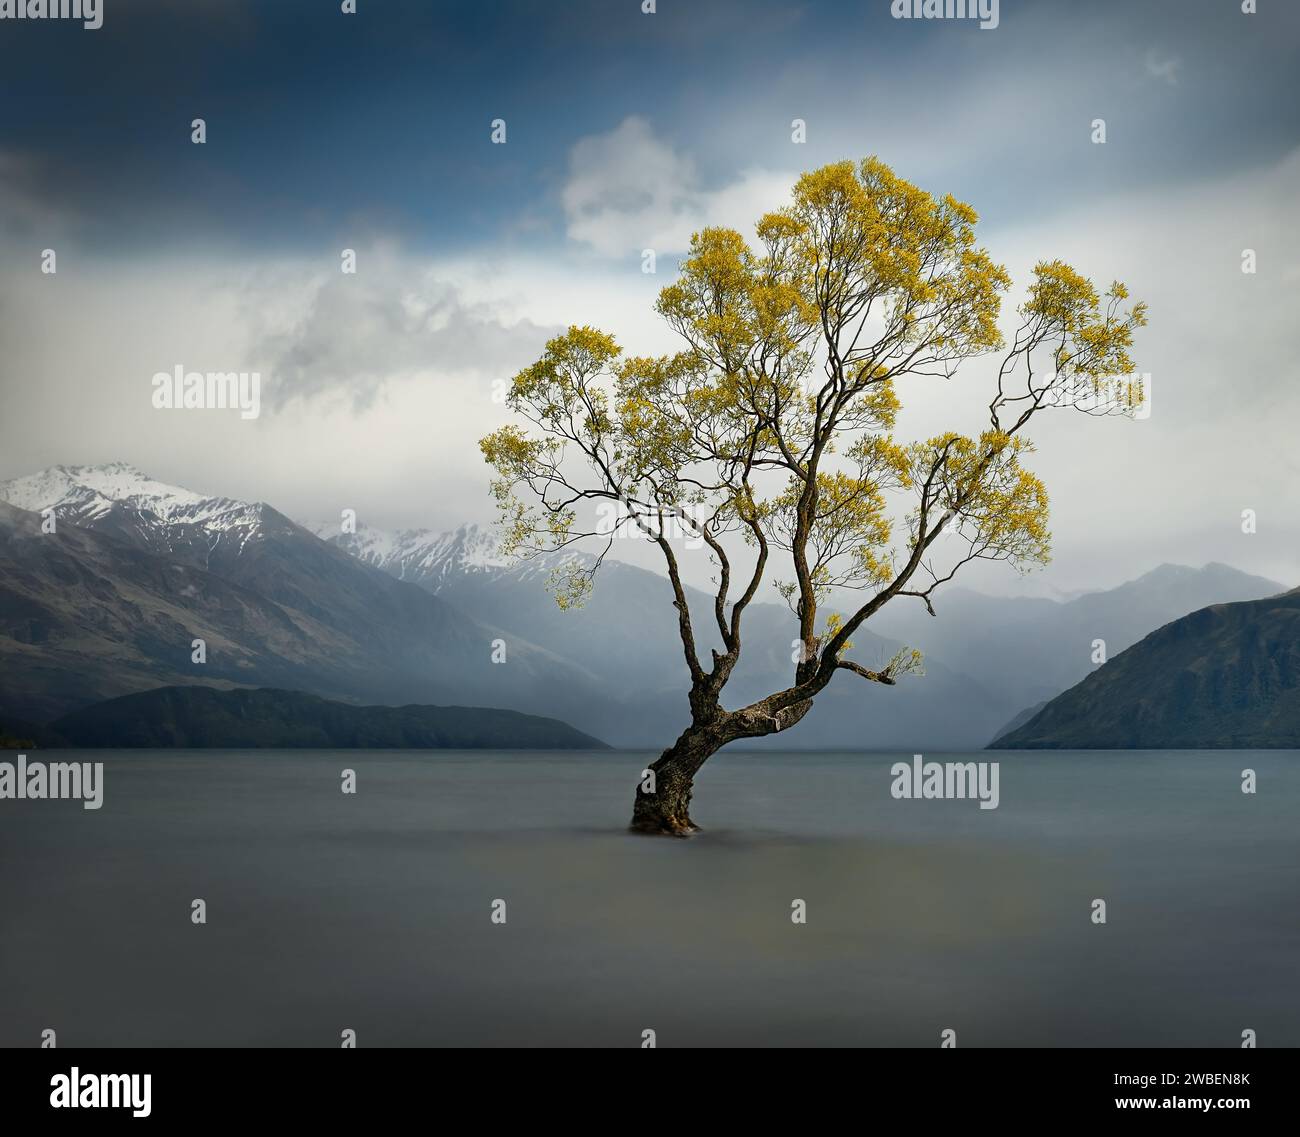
[
  {"x1": 2, "y1": 145, "x2": 1296, "y2": 595},
  {"x1": 561, "y1": 116, "x2": 795, "y2": 258},
  {"x1": 248, "y1": 246, "x2": 556, "y2": 410},
  {"x1": 1144, "y1": 48, "x2": 1181, "y2": 86},
  {"x1": 893, "y1": 147, "x2": 1300, "y2": 593}
]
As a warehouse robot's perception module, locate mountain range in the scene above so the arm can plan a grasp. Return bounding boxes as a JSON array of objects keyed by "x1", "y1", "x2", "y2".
[
  {"x1": 315, "y1": 515, "x2": 1021, "y2": 748},
  {"x1": 0, "y1": 462, "x2": 1290, "y2": 750},
  {"x1": 863, "y1": 562, "x2": 1288, "y2": 726},
  {"x1": 0, "y1": 464, "x2": 617, "y2": 734},
  {"x1": 992, "y1": 589, "x2": 1300, "y2": 748},
  {"x1": 42, "y1": 686, "x2": 609, "y2": 750}
]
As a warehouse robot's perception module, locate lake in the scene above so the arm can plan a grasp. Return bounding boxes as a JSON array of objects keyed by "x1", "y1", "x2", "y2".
[{"x1": 1, "y1": 749, "x2": 1296, "y2": 1047}]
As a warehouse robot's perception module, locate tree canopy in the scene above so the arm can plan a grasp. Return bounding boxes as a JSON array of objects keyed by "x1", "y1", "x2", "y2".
[{"x1": 482, "y1": 157, "x2": 1147, "y2": 727}]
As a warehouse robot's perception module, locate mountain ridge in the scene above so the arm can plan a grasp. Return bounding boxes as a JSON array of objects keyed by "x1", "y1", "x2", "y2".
[
  {"x1": 0, "y1": 487, "x2": 622, "y2": 737},
  {"x1": 991, "y1": 590, "x2": 1300, "y2": 748},
  {"x1": 41, "y1": 685, "x2": 610, "y2": 750},
  {"x1": 4, "y1": 462, "x2": 1289, "y2": 751}
]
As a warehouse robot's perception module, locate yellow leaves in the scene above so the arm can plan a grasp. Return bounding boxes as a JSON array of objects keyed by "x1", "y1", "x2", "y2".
[
  {"x1": 751, "y1": 278, "x2": 816, "y2": 340},
  {"x1": 503, "y1": 325, "x2": 622, "y2": 441},
  {"x1": 511, "y1": 326, "x2": 619, "y2": 399},
  {"x1": 766, "y1": 465, "x2": 900, "y2": 593},
  {"x1": 854, "y1": 545, "x2": 895, "y2": 588},
  {"x1": 657, "y1": 228, "x2": 753, "y2": 314},
  {"x1": 755, "y1": 209, "x2": 805, "y2": 246},
  {"x1": 547, "y1": 325, "x2": 621, "y2": 371},
  {"x1": 614, "y1": 352, "x2": 700, "y2": 478},
  {"x1": 476, "y1": 157, "x2": 1147, "y2": 622},
  {"x1": 938, "y1": 247, "x2": 1011, "y2": 351},
  {"x1": 1117, "y1": 373, "x2": 1145, "y2": 411},
  {"x1": 884, "y1": 647, "x2": 926, "y2": 680},
  {"x1": 1024, "y1": 260, "x2": 1099, "y2": 327},
  {"x1": 1025, "y1": 263, "x2": 1143, "y2": 357},
  {"x1": 912, "y1": 430, "x2": 1051, "y2": 568},
  {"x1": 661, "y1": 157, "x2": 1016, "y2": 378},
  {"x1": 1021, "y1": 263, "x2": 1149, "y2": 416},
  {"x1": 816, "y1": 471, "x2": 891, "y2": 542},
  {"x1": 822, "y1": 611, "x2": 853, "y2": 654},
  {"x1": 842, "y1": 376, "x2": 902, "y2": 431},
  {"x1": 479, "y1": 425, "x2": 546, "y2": 475},
  {"x1": 847, "y1": 431, "x2": 911, "y2": 485},
  {"x1": 790, "y1": 161, "x2": 869, "y2": 224},
  {"x1": 656, "y1": 225, "x2": 814, "y2": 372},
  {"x1": 547, "y1": 560, "x2": 593, "y2": 612},
  {"x1": 941, "y1": 193, "x2": 979, "y2": 231},
  {"x1": 781, "y1": 156, "x2": 1014, "y2": 361}
]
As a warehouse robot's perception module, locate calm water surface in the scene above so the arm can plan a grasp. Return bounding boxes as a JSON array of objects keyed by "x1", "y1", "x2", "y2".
[{"x1": 2, "y1": 749, "x2": 1296, "y2": 1047}]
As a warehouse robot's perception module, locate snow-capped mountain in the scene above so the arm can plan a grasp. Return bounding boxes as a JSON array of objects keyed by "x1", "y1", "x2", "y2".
[
  {"x1": 1, "y1": 461, "x2": 223, "y2": 520},
  {"x1": 6, "y1": 462, "x2": 1283, "y2": 751},
  {"x1": 313, "y1": 520, "x2": 587, "y2": 592},
  {"x1": 0, "y1": 462, "x2": 275, "y2": 563},
  {"x1": 0, "y1": 462, "x2": 624, "y2": 736},
  {"x1": 0, "y1": 463, "x2": 580, "y2": 588}
]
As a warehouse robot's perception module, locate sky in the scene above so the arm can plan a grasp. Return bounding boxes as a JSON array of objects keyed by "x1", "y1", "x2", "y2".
[{"x1": 1, "y1": 0, "x2": 1298, "y2": 597}]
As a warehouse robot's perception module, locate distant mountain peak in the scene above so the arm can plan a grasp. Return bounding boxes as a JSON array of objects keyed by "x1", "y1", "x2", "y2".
[
  {"x1": 992, "y1": 589, "x2": 1300, "y2": 749},
  {"x1": 1073, "y1": 561, "x2": 1287, "y2": 601},
  {"x1": 1139, "y1": 562, "x2": 1225, "y2": 583},
  {"x1": 2, "y1": 462, "x2": 223, "y2": 514},
  {"x1": 0, "y1": 462, "x2": 274, "y2": 557},
  {"x1": 311, "y1": 519, "x2": 570, "y2": 589}
]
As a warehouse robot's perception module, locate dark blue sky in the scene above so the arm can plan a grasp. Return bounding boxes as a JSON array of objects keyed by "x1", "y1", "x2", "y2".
[{"x1": 2, "y1": 0, "x2": 1296, "y2": 255}]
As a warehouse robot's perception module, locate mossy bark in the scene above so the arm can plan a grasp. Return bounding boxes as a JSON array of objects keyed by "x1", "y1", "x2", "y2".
[
  {"x1": 629, "y1": 698, "x2": 815, "y2": 836},
  {"x1": 629, "y1": 725, "x2": 720, "y2": 836}
]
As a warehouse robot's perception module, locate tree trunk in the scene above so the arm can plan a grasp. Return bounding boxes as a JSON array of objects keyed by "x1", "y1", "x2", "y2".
[
  {"x1": 628, "y1": 697, "x2": 815, "y2": 836},
  {"x1": 629, "y1": 724, "x2": 723, "y2": 836}
]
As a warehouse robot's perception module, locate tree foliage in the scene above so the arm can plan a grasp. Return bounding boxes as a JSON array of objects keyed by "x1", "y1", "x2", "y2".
[{"x1": 481, "y1": 157, "x2": 1147, "y2": 735}]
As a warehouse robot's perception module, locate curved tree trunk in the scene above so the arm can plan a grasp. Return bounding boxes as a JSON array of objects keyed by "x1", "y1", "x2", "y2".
[
  {"x1": 629, "y1": 724, "x2": 723, "y2": 836},
  {"x1": 628, "y1": 697, "x2": 815, "y2": 836}
]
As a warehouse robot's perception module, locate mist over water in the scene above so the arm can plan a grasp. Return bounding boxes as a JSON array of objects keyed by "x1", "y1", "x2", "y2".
[{"x1": 2, "y1": 749, "x2": 1296, "y2": 1047}]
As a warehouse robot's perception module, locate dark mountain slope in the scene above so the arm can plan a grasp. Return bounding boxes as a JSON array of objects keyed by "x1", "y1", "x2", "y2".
[
  {"x1": 324, "y1": 523, "x2": 1016, "y2": 749},
  {"x1": 50, "y1": 686, "x2": 609, "y2": 749},
  {"x1": 868, "y1": 562, "x2": 1286, "y2": 724},
  {"x1": 0, "y1": 500, "x2": 617, "y2": 731},
  {"x1": 992, "y1": 589, "x2": 1300, "y2": 748}
]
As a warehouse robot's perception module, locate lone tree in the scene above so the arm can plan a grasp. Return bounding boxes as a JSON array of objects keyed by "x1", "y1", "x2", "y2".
[{"x1": 481, "y1": 158, "x2": 1146, "y2": 835}]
